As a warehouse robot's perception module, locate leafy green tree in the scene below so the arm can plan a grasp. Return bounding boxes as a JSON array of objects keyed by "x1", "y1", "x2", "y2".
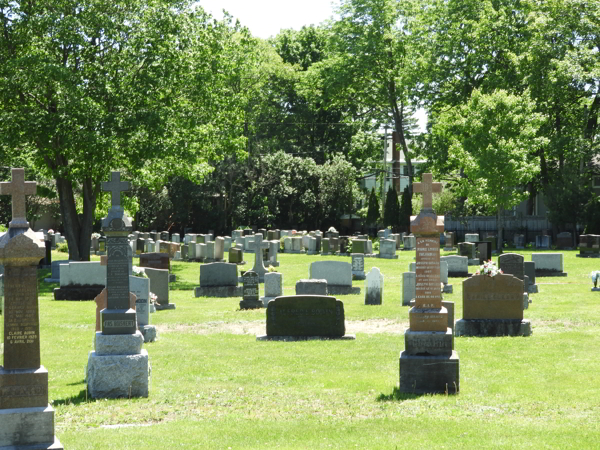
[
  {"x1": 306, "y1": 0, "x2": 421, "y2": 194},
  {"x1": 399, "y1": 186, "x2": 412, "y2": 232},
  {"x1": 366, "y1": 187, "x2": 379, "y2": 227},
  {"x1": 0, "y1": 1, "x2": 240, "y2": 259},
  {"x1": 431, "y1": 89, "x2": 547, "y2": 250},
  {"x1": 383, "y1": 187, "x2": 400, "y2": 230}
]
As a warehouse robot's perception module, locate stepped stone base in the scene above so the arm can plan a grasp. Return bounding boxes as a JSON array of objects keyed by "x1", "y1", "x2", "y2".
[
  {"x1": 94, "y1": 331, "x2": 143, "y2": 356},
  {"x1": 535, "y1": 270, "x2": 567, "y2": 277},
  {"x1": 239, "y1": 299, "x2": 263, "y2": 310},
  {"x1": 399, "y1": 351, "x2": 459, "y2": 394},
  {"x1": 455, "y1": 319, "x2": 531, "y2": 337},
  {"x1": 53, "y1": 285, "x2": 104, "y2": 301},
  {"x1": 0, "y1": 406, "x2": 63, "y2": 449},
  {"x1": 326, "y1": 285, "x2": 360, "y2": 295},
  {"x1": 155, "y1": 303, "x2": 176, "y2": 310},
  {"x1": 86, "y1": 350, "x2": 150, "y2": 399},
  {"x1": 195, "y1": 286, "x2": 243, "y2": 298}
]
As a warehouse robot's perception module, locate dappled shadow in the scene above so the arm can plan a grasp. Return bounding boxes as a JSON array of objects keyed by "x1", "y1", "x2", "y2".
[
  {"x1": 67, "y1": 379, "x2": 86, "y2": 387},
  {"x1": 53, "y1": 388, "x2": 90, "y2": 406},
  {"x1": 37, "y1": 268, "x2": 57, "y2": 296},
  {"x1": 376, "y1": 387, "x2": 426, "y2": 402}
]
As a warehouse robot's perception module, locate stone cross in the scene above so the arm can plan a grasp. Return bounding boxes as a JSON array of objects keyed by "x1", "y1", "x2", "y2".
[
  {"x1": 102, "y1": 171, "x2": 130, "y2": 208},
  {"x1": 251, "y1": 233, "x2": 270, "y2": 278},
  {"x1": 413, "y1": 173, "x2": 442, "y2": 209},
  {"x1": 0, "y1": 167, "x2": 36, "y2": 228}
]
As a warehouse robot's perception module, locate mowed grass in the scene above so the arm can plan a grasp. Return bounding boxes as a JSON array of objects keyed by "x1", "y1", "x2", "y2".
[{"x1": 17, "y1": 247, "x2": 600, "y2": 449}]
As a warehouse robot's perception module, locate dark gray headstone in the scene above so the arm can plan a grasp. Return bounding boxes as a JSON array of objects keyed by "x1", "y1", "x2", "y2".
[
  {"x1": 498, "y1": 253, "x2": 524, "y2": 281},
  {"x1": 200, "y1": 262, "x2": 238, "y2": 287},
  {"x1": 265, "y1": 295, "x2": 346, "y2": 337}
]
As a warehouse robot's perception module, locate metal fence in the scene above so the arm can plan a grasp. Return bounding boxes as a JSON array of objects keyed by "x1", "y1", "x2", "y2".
[{"x1": 444, "y1": 215, "x2": 559, "y2": 244}]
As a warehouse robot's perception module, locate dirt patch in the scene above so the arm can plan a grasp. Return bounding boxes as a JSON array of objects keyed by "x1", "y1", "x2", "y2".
[{"x1": 157, "y1": 319, "x2": 407, "y2": 336}]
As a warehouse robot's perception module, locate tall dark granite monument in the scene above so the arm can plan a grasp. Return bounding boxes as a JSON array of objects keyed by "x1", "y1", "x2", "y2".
[
  {"x1": 399, "y1": 173, "x2": 459, "y2": 394},
  {"x1": 0, "y1": 168, "x2": 63, "y2": 449},
  {"x1": 86, "y1": 172, "x2": 150, "y2": 398}
]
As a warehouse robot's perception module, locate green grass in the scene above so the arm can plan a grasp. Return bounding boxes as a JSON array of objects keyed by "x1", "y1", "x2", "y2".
[{"x1": 8, "y1": 248, "x2": 600, "y2": 449}]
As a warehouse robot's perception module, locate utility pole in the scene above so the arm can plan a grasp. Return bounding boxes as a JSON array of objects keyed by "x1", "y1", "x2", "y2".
[{"x1": 381, "y1": 126, "x2": 388, "y2": 216}]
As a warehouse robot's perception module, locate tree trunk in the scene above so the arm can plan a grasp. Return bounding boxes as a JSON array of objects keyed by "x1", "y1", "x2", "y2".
[{"x1": 55, "y1": 175, "x2": 97, "y2": 261}]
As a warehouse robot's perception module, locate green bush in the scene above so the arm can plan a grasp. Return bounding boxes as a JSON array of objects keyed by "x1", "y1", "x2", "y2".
[{"x1": 57, "y1": 242, "x2": 69, "y2": 253}]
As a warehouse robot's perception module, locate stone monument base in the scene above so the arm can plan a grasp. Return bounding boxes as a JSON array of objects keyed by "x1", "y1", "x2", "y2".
[
  {"x1": 352, "y1": 273, "x2": 366, "y2": 281},
  {"x1": 576, "y1": 253, "x2": 600, "y2": 258},
  {"x1": 155, "y1": 303, "x2": 176, "y2": 310},
  {"x1": 168, "y1": 274, "x2": 176, "y2": 283},
  {"x1": 239, "y1": 299, "x2": 263, "y2": 310},
  {"x1": 535, "y1": 270, "x2": 567, "y2": 277},
  {"x1": 260, "y1": 296, "x2": 276, "y2": 307},
  {"x1": 194, "y1": 286, "x2": 243, "y2": 298},
  {"x1": 468, "y1": 259, "x2": 479, "y2": 266},
  {"x1": 399, "y1": 351, "x2": 459, "y2": 394},
  {"x1": 377, "y1": 254, "x2": 398, "y2": 259},
  {"x1": 265, "y1": 261, "x2": 280, "y2": 267},
  {"x1": 528, "y1": 285, "x2": 538, "y2": 293},
  {"x1": 0, "y1": 405, "x2": 63, "y2": 449},
  {"x1": 326, "y1": 285, "x2": 360, "y2": 295},
  {"x1": 86, "y1": 350, "x2": 150, "y2": 398},
  {"x1": 141, "y1": 325, "x2": 158, "y2": 342},
  {"x1": 53, "y1": 285, "x2": 104, "y2": 301},
  {"x1": 443, "y1": 284, "x2": 453, "y2": 294},
  {"x1": 257, "y1": 334, "x2": 356, "y2": 341},
  {"x1": 455, "y1": 319, "x2": 531, "y2": 337}
]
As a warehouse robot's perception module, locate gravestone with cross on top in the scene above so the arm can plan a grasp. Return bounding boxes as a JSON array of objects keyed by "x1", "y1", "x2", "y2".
[
  {"x1": 100, "y1": 171, "x2": 136, "y2": 334},
  {"x1": 0, "y1": 168, "x2": 64, "y2": 448},
  {"x1": 251, "y1": 233, "x2": 270, "y2": 282},
  {"x1": 86, "y1": 171, "x2": 149, "y2": 399},
  {"x1": 400, "y1": 173, "x2": 459, "y2": 395}
]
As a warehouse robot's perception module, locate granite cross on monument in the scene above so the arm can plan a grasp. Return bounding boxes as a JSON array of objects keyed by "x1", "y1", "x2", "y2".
[
  {"x1": 413, "y1": 173, "x2": 442, "y2": 210},
  {"x1": 251, "y1": 233, "x2": 270, "y2": 281},
  {"x1": 0, "y1": 167, "x2": 36, "y2": 228},
  {"x1": 0, "y1": 168, "x2": 63, "y2": 448},
  {"x1": 102, "y1": 171, "x2": 130, "y2": 208}
]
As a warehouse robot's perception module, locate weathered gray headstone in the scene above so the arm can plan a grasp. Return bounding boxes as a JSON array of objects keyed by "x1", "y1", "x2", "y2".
[
  {"x1": 296, "y1": 279, "x2": 328, "y2": 296},
  {"x1": 351, "y1": 254, "x2": 365, "y2": 280},
  {"x1": 309, "y1": 261, "x2": 359, "y2": 295},
  {"x1": 261, "y1": 271, "x2": 283, "y2": 306},
  {"x1": 365, "y1": 267, "x2": 383, "y2": 305},
  {"x1": 195, "y1": 262, "x2": 242, "y2": 297}
]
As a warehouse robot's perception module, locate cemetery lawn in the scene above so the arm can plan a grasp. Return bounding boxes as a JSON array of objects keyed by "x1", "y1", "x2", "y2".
[{"x1": 32, "y1": 250, "x2": 600, "y2": 449}]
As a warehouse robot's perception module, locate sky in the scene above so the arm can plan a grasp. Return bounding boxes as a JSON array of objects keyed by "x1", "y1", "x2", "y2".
[{"x1": 195, "y1": 0, "x2": 336, "y2": 39}]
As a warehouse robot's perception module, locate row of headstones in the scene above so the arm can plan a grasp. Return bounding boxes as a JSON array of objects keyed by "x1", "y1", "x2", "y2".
[{"x1": 239, "y1": 265, "x2": 385, "y2": 310}]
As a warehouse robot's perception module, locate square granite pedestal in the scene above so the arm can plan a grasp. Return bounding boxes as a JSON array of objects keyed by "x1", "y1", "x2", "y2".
[
  {"x1": 399, "y1": 351, "x2": 460, "y2": 394},
  {"x1": 86, "y1": 331, "x2": 150, "y2": 399}
]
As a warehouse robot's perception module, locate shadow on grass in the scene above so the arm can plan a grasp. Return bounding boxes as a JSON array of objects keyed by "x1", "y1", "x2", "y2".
[
  {"x1": 171, "y1": 281, "x2": 196, "y2": 291},
  {"x1": 37, "y1": 269, "x2": 57, "y2": 296},
  {"x1": 376, "y1": 387, "x2": 425, "y2": 402},
  {"x1": 53, "y1": 389, "x2": 90, "y2": 406}
]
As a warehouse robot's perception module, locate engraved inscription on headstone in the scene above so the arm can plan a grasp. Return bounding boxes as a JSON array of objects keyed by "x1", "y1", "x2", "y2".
[
  {"x1": 106, "y1": 236, "x2": 130, "y2": 310},
  {"x1": 3, "y1": 266, "x2": 40, "y2": 370},
  {"x1": 243, "y1": 271, "x2": 259, "y2": 301},
  {"x1": 415, "y1": 237, "x2": 441, "y2": 309}
]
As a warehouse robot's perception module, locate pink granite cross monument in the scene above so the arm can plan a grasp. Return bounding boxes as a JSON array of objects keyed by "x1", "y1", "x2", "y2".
[
  {"x1": 413, "y1": 173, "x2": 442, "y2": 210},
  {"x1": 0, "y1": 167, "x2": 36, "y2": 228}
]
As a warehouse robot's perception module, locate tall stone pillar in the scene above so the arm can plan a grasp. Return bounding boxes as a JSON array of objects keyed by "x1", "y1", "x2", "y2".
[{"x1": 399, "y1": 174, "x2": 459, "y2": 394}]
